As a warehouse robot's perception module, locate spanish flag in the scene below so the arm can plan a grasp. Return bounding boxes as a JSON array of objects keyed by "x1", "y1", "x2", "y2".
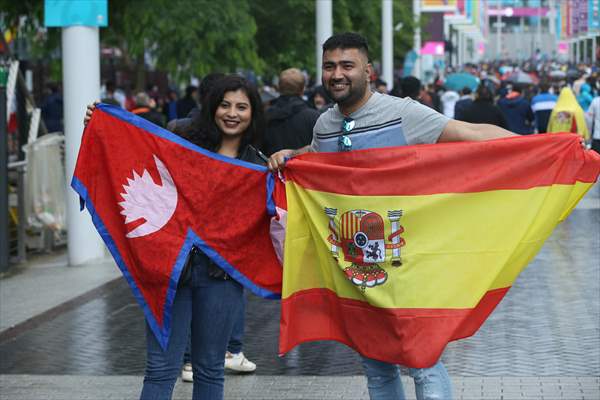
[{"x1": 279, "y1": 133, "x2": 600, "y2": 368}]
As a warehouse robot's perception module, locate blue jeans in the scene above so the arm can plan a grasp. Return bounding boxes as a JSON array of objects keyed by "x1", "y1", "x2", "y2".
[
  {"x1": 183, "y1": 292, "x2": 246, "y2": 363},
  {"x1": 227, "y1": 294, "x2": 245, "y2": 354},
  {"x1": 140, "y1": 251, "x2": 243, "y2": 400},
  {"x1": 361, "y1": 356, "x2": 452, "y2": 400}
]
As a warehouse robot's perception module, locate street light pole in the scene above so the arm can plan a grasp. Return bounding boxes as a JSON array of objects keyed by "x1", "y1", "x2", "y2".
[
  {"x1": 413, "y1": 0, "x2": 421, "y2": 79},
  {"x1": 497, "y1": 0, "x2": 502, "y2": 59},
  {"x1": 0, "y1": 65, "x2": 8, "y2": 272},
  {"x1": 382, "y1": 0, "x2": 393, "y2": 91},
  {"x1": 62, "y1": 26, "x2": 105, "y2": 265},
  {"x1": 316, "y1": 0, "x2": 332, "y2": 84}
]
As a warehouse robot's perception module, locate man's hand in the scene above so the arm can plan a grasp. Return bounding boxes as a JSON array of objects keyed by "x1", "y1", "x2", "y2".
[
  {"x1": 267, "y1": 145, "x2": 312, "y2": 172},
  {"x1": 268, "y1": 149, "x2": 296, "y2": 171},
  {"x1": 83, "y1": 101, "x2": 100, "y2": 127}
]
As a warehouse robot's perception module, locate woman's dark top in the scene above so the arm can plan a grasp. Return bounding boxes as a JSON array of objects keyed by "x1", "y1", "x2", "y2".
[
  {"x1": 178, "y1": 142, "x2": 265, "y2": 285},
  {"x1": 457, "y1": 99, "x2": 508, "y2": 129}
]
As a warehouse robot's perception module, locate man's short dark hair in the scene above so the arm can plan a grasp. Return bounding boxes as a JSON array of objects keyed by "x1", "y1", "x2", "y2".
[
  {"x1": 185, "y1": 85, "x2": 198, "y2": 98},
  {"x1": 461, "y1": 87, "x2": 472, "y2": 95},
  {"x1": 400, "y1": 76, "x2": 421, "y2": 100},
  {"x1": 322, "y1": 32, "x2": 370, "y2": 60},
  {"x1": 476, "y1": 84, "x2": 493, "y2": 102}
]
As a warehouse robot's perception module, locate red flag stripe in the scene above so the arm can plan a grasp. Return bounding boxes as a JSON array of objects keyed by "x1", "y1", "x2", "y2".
[
  {"x1": 279, "y1": 287, "x2": 509, "y2": 368},
  {"x1": 286, "y1": 134, "x2": 600, "y2": 196}
]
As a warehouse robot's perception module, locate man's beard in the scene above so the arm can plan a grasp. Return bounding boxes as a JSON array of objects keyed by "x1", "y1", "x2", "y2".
[{"x1": 324, "y1": 78, "x2": 367, "y2": 107}]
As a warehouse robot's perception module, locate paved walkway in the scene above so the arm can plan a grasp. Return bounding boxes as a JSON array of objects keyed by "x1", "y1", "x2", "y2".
[
  {"x1": 0, "y1": 185, "x2": 598, "y2": 399},
  {"x1": 0, "y1": 251, "x2": 120, "y2": 332},
  {"x1": 2, "y1": 375, "x2": 599, "y2": 400}
]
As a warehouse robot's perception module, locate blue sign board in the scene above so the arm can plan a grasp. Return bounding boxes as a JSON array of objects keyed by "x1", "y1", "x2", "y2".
[
  {"x1": 45, "y1": 0, "x2": 108, "y2": 27},
  {"x1": 590, "y1": 0, "x2": 600, "y2": 32}
]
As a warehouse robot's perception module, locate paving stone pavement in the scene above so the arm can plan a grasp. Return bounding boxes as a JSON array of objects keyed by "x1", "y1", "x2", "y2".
[
  {"x1": 1, "y1": 375, "x2": 599, "y2": 400},
  {"x1": 0, "y1": 252, "x2": 120, "y2": 332},
  {"x1": 0, "y1": 185, "x2": 598, "y2": 399}
]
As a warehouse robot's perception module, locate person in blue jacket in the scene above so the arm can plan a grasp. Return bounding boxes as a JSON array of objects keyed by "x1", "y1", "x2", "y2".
[{"x1": 498, "y1": 86, "x2": 534, "y2": 134}]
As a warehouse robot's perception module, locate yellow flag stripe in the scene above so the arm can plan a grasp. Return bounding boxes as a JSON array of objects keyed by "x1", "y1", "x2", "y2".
[{"x1": 283, "y1": 181, "x2": 592, "y2": 309}]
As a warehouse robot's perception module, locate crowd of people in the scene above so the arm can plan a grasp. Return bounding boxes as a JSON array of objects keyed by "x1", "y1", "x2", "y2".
[
  {"x1": 81, "y1": 31, "x2": 598, "y2": 400},
  {"x1": 85, "y1": 55, "x2": 600, "y2": 158},
  {"x1": 384, "y1": 59, "x2": 599, "y2": 152}
]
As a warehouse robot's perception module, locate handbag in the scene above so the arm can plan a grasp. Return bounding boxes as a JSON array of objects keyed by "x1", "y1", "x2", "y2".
[{"x1": 180, "y1": 247, "x2": 230, "y2": 284}]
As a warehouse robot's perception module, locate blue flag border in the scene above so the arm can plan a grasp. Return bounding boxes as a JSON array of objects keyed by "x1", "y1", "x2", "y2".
[{"x1": 71, "y1": 104, "x2": 280, "y2": 350}]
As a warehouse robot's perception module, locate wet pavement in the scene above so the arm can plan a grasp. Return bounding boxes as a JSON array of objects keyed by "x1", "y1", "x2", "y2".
[{"x1": 0, "y1": 186, "x2": 598, "y2": 395}]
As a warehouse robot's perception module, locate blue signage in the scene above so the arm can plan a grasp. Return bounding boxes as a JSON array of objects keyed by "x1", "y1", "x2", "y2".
[
  {"x1": 44, "y1": 0, "x2": 108, "y2": 27},
  {"x1": 590, "y1": 0, "x2": 600, "y2": 32}
]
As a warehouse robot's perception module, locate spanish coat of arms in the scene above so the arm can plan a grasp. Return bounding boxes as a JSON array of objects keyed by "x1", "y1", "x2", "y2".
[{"x1": 324, "y1": 208, "x2": 405, "y2": 290}]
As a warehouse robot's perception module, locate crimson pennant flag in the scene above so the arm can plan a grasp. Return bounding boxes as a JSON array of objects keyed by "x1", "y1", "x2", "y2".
[{"x1": 72, "y1": 104, "x2": 282, "y2": 349}]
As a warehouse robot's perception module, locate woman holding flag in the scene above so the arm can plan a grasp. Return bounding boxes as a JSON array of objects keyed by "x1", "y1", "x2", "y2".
[{"x1": 84, "y1": 74, "x2": 266, "y2": 400}]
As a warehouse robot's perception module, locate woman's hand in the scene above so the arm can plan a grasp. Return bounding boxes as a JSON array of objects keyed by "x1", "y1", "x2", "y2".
[{"x1": 83, "y1": 101, "x2": 100, "y2": 127}]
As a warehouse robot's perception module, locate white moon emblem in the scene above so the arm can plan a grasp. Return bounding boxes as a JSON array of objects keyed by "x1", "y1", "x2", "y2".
[{"x1": 118, "y1": 155, "x2": 178, "y2": 238}]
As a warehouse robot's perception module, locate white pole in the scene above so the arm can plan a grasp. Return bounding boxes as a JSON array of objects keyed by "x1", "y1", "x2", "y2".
[
  {"x1": 316, "y1": 0, "x2": 333, "y2": 84},
  {"x1": 548, "y1": 0, "x2": 555, "y2": 36},
  {"x1": 460, "y1": 31, "x2": 465, "y2": 66},
  {"x1": 382, "y1": 0, "x2": 393, "y2": 91},
  {"x1": 413, "y1": 0, "x2": 421, "y2": 79},
  {"x1": 496, "y1": 0, "x2": 502, "y2": 59},
  {"x1": 593, "y1": 36, "x2": 597, "y2": 65},
  {"x1": 536, "y1": 5, "x2": 541, "y2": 54},
  {"x1": 62, "y1": 26, "x2": 105, "y2": 265}
]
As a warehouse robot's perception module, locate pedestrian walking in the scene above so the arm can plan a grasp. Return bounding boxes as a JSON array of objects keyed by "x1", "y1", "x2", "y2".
[
  {"x1": 131, "y1": 92, "x2": 165, "y2": 127},
  {"x1": 176, "y1": 85, "x2": 199, "y2": 119},
  {"x1": 497, "y1": 86, "x2": 534, "y2": 134},
  {"x1": 586, "y1": 96, "x2": 600, "y2": 153},
  {"x1": 531, "y1": 82, "x2": 557, "y2": 133},
  {"x1": 268, "y1": 32, "x2": 516, "y2": 400},
  {"x1": 458, "y1": 84, "x2": 508, "y2": 128},
  {"x1": 164, "y1": 89, "x2": 179, "y2": 123},
  {"x1": 440, "y1": 86, "x2": 459, "y2": 118},
  {"x1": 262, "y1": 68, "x2": 320, "y2": 156},
  {"x1": 41, "y1": 83, "x2": 63, "y2": 133},
  {"x1": 453, "y1": 87, "x2": 474, "y2": 121},
  {"x1": 547, "y1": 87, "x2": 589, "y2": 140}
]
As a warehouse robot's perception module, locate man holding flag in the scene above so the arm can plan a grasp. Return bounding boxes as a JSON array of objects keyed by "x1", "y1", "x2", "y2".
[
  {"x1": 269, "y1": 32, "x2": 520, "y2": 400},
  {"x1": 75, "y1": 31, "x2": 597, "y2": 400}
]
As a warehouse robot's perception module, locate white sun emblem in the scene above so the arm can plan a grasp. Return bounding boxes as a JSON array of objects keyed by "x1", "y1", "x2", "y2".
[{"x1": 119, "y1": 155, "x2": 178, "y2": 238}]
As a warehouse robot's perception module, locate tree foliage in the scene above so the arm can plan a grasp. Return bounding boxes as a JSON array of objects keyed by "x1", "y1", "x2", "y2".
[
  {"x1": 103, "y1": 0, "x2": 262, "y2": 86},
  {"x1": 250, "y1": 0, "x2": 315, "y2": 79},
  {"x1": 1, "y1": 0, "x2": 419, "y2": 85}
]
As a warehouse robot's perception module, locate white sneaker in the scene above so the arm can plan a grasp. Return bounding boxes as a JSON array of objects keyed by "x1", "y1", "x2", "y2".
[
  {"x1": 224, "y1": 351, "x2": 256, "y2": 373},
  {"x1": 181, "y1": 362, "x2": 193, "y2": 382}
]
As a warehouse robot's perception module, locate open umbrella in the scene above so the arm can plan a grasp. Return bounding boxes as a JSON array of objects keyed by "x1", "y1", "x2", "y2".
[
  {"x1": 549, "y1": 70, "x2": 566, "y2": 79},
  {"x1": 504, "y1": 71, "x2": 538, "y2": 85},
  {"x1": 566, "y1": 69, "x2": 581, "y2": 79},
  {"x1": 444, "y1": 73, "x2": 479, "y2": 91}
]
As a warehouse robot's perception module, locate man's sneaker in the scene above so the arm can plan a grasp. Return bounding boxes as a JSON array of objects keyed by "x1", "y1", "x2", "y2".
[
  {"x1": 181, "y1": 362, "x2": 193, "y2": 382},
  {"x1": 224, "y1": 351, "x2": 256, "y2": 373}
]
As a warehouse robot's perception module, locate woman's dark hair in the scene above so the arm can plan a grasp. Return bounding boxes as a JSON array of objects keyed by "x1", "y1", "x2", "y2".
[
  {"x1": 475, "y1": 84, "x2": 493, "y2": 102},
  {"x1": 309, "y1": 85, "x2": 332, "y2": 109},
  {"x1": 191, "y1": 75, "x2": 264, "y2": 152}
]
